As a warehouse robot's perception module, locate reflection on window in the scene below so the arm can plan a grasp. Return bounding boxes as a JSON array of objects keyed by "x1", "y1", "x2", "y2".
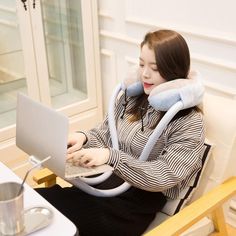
[
  {"x1": 42, "y1": 0, "x2": 87, "y2": 109},
  {"x1": 0, "y1": 1, "x2": 27, "y2": 128}
]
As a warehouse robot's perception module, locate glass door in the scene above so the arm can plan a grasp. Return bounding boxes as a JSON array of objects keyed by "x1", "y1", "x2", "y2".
[
  {"x1": 0, "y1": 0, "x2": 41, "y2": 142},
  {"x1": 0, "y1": 0, "x2": 27, "y2": 129},
  {"x1": 31, "y1": 0, "x2": 98, "y2": 116},
  {"x1": 0, "y1": 0, "x2": 101, "y2": 143},
  {"x1": 41, "y1": 0, "x2": 88, "y2": 108},
  {"x1": 0, "y1": 0, "x2": 102, "y2": 167}
]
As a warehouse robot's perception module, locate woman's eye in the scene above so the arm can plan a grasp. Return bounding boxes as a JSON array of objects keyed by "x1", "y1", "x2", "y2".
[
  {"x1": 152, "y1": 67, "x2": 158, "y2": 71},
  {"x1": 139, "y1": 64, "x2": 144, "y2": 67}
]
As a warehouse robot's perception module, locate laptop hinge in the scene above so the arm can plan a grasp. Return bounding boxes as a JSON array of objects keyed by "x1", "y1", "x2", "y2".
[{"x1": 28, "y1": 155, "x2": 51, "y2": 168}]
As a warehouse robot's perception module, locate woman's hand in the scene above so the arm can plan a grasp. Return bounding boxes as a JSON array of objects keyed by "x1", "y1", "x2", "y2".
[
  {"x1": 67, "y1": 148, "x2": 110, "y2": 168},
  {"x1": 67, "y1": 132, "x2": 87, "y2": 154}
]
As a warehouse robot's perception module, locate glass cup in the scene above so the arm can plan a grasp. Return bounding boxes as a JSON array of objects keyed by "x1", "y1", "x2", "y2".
[{"x1": 0, "y1": 182, "x2": 25, "y2": 235}]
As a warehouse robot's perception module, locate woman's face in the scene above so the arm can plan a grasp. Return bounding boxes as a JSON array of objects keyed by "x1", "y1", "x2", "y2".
[{"x1": 139, "y1": 44, "x2": 166, "y2": 95}]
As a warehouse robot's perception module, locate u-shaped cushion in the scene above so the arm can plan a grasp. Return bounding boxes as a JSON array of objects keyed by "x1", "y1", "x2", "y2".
[
  {"x1": 122, "y1": 67, "x2": 204, "y2": 111},
  {"x1": 148, "y1": 71, "x2": 204, "y2": 111},
  {"x1": 121, "y1": 65, "x2": 144, "y2": 97}
]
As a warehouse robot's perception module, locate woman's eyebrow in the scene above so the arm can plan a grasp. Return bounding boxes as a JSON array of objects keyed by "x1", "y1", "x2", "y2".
[{"x1": 139, "y1": 57, "x2": 156, "y2": 65}]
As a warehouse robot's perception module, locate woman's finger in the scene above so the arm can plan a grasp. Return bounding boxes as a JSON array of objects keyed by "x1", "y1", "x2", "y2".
[
  {"x1": 80, "y1": 155, "x2": 92, "y2": 165},
  {"x1": 67, "y1": 144, "x2": 81, "y2": 154},
  {"x1": 84, "y1": 159, "x2": 95, "y2": 167}
]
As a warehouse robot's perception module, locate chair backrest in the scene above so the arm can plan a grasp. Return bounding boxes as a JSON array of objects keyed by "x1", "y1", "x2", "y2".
[{"x1": 161, "y1": 142, "x2": 212, "y2": 216}]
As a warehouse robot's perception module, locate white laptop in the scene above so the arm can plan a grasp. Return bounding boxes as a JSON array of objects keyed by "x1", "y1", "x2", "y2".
[{"x1": 16, "y1": 93, "x2": 113, "y2": 179}]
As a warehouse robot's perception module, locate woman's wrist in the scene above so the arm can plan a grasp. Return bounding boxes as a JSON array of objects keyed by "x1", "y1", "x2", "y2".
[
  {"x1": 76, "y1": 131, "x2": 88, "y2": 145},
  {"x1": 106, "y1": 148, "x2": 120, "y2": 168}
]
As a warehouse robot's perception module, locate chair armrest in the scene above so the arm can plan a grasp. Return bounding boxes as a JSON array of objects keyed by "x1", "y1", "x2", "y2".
[
  {"x1": 33, "y1": 168, "x2": 57, "y2": 187},
  {"x1": 144, "y1": 176, "x2": 236, "y2": 236}
]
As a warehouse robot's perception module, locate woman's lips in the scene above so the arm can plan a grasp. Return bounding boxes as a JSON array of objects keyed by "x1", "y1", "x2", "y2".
[{"x1": 143, "y1": 82, "x2": 153, "y2": 89}]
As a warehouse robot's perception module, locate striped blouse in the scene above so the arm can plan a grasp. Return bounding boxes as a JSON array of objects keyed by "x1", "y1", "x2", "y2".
[{"x1": 85, "y1": 93, "x2": 205, "y2": 199}]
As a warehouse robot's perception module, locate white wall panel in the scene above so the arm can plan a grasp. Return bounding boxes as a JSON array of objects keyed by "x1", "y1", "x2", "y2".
[
  {"x1": 100, "y1": 49, "x2": 117, "y2": 113},
  {"x1": 125, "y1": 0, "x2": 236, "y2": 40},
  {"x1": 192, "y1": 57, "x2": 236, "y2": 94}
]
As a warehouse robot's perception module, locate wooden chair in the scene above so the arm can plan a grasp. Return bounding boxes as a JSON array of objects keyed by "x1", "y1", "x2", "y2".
[{"x1": 144, "y1": 177, "x2": 236, "y2": 236}]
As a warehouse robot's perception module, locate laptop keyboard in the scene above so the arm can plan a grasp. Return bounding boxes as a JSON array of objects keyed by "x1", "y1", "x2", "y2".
[{"x1": 65, "y1": 162, "x2": 113, "y2": 178}]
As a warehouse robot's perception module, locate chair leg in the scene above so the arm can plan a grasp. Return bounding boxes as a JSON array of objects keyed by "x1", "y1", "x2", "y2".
[{"x1": 210, "y1": 206, "x2": 228, "y2": 236}]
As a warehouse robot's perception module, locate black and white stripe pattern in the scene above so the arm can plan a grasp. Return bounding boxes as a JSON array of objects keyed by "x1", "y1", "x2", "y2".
[{"x1": 85, "y1": 94, "x2": 205, "y2": 199}]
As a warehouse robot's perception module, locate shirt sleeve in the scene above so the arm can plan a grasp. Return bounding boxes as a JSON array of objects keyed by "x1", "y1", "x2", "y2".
[
  {"x1": 107, "y1": 113, "x2": 205, "y2": 193},
  {"x1": 83, "y1": 115, "x2": 112, "y2": 148}
]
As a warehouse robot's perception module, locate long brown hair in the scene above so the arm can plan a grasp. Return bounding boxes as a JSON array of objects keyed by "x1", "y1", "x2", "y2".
[{"x1": 127, "y1": 29, "x2": 199, "y2": 124}]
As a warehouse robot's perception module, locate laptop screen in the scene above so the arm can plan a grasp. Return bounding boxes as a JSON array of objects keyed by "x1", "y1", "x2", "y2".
[{"x1": 16, "y1": 93, "x2": 69, "y2": 178}]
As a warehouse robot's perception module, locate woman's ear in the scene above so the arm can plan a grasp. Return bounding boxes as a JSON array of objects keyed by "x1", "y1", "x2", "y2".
[
  {"x1": 121, "y1": 65, "x2": 144, "y2": 97},
  {"x1": 148, "y1": 71, "x2": 204, "y2": 111}
]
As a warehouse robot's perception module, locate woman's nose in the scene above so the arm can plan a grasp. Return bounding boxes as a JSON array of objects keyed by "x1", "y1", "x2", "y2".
[{"x1": 142, "y1": 67, "x2": 150, "y2": 78}]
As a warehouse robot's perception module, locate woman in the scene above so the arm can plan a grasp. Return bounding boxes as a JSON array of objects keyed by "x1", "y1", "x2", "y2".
[{"x1": 36, "y1": 29, "x2": 205, "y2": 236}]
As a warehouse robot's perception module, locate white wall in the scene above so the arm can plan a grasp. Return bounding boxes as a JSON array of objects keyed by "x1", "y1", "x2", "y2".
[{"x1": 97, "y1": 0, "x2": 236, "y2": 226}]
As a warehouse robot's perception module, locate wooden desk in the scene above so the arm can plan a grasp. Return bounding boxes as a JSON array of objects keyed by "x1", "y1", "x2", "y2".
[{"x1": 0, "y1": 162, "x2": 77, "y2": 236}]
